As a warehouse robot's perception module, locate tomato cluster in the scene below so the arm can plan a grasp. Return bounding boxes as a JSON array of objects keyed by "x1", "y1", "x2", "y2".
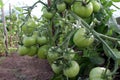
[{"x1": 18, "y1": 19, "x2": 48, "y2": 58}]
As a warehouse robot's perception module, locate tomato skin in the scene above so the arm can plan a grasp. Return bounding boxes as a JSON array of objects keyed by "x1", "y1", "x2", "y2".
[
  {"x1": 91, "y1": 0, "x2": 101, "y2": 12},
  {"x1": 28, "y1": 46, "x2": 37, "y2": 56},
  {"x1": 73, "y1": 28, "x2": 94, "y2": 48},
  {"x1": 37, "y1": 45, "x2": 49, "y2": 59},
  {"x1": 63, "y1": 61, "x2": 80, "y2": 78},
  {"x1": 18, "y1": 45, "x2": 29, "y2": 56},
  {"x1": 57, "y1": 2, "x2": 66, "y2": 12},
  {"x1": 51, "y1": 63, "x2": 62, "y2": 74},
  {"x1": 23, "y1": 36, "x2": 36, "y2": 47},
  {"x1": 72, "y1": 2, "x2": 93, "y2": 17},
  {"x1": 89, "y1": 67, "x2": 112, "y2": 80},
  {"x1": 37, "y1": 36, "x2": 48, "y2": 45}
]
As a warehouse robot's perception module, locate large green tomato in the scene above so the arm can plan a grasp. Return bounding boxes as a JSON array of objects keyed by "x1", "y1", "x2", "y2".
[
  {"x1": 18, "y1": 45, "x2": 29, "y2": 56},
  {"x1": 37, "y1": 36, "x2": 48, "y2": 45},
  {"x1": 51, "y1": 63, "x2": 62, "y2": 74},
  {"x1": 23, "y1": 36, "x2": 36, "y2": 47},
  {"x1": 73, "y1": 28, "x2": 94, "y2": 48},
  {"x1": 91, "y1": 0, "x2": 101, "y2": 12},
  {"x1": 27, "y1": 46, "x2": 37, "y2": 56},
  {"x1": 72, "y1": 2, "x2": 93, "y2": 17},
  {"x1": 63, "y1": 61, "x2": 80, "y2": 78},
  {"x1": 89, "y1": 67, "x2": 112, "y2": 80},
  {"x1": 37, "y1": 45, "x2": 49, "y2": 59},
  {"x1": 57, "y1": 2, "x2": 66, "y2": 12}
]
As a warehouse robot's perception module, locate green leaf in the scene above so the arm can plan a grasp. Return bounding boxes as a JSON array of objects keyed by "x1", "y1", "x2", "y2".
[
  {"x1": 112, "y1": 0, "x2": 120, "y2": 2},
  {"x1": 0, "y1": 0, "x2": 3, "y2": 8}
]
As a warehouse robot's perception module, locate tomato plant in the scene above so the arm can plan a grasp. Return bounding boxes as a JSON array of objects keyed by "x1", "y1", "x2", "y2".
[{"x1": 17, "y1": 0, "x2": 120, "y2": 79}]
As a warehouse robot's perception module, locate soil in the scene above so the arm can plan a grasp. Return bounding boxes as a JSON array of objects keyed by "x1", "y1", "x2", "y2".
[{"x1": 0, "y1": 53, "x2": 54, "y2": 80}]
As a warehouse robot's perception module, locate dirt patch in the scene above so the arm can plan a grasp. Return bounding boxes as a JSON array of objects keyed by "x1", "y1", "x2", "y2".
[{"x1": 0, "y1": 53, "x2": 54, "y2": 80}]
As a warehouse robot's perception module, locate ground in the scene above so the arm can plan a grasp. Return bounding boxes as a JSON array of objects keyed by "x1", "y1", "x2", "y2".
[
  {"x1": 0, "y1": 53, "x2": 120, "y2": 80},
  {"x1": 0, "y1": 53, "x2": 54, "y2": 80}
]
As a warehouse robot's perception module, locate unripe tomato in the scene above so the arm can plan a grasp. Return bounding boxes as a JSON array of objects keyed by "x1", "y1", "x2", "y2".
[
  {"x1": 72, "y1": 2, "x2": 93, "y2": 17},
  {"x1": 91, "y1": 0, "x2": 101, "y2": 12},
  {"x1": 43, "y1": 11, "x2": 53, "y2": 19},
  {"x1": 37, "y1": 45, "x2": 49, "y2": 59},
  {"x1": 51, "y1": 63, "x2": 62, "y2": 74},
  {"x1": 57, "y1": 2, "x2": 66, "y2": 12},
  {"x1": 23, "y1": 36, "x2": 36, "y2": 47},
  {"x1": 89, "y1": 67, "x2": 112, "y2": 80},
  {"x1": 63, "y1": 61, "x2": 80, "y2": 78},
  {"x1": 28, "y1": 46, "x2": 37, "y2": 56},
  {"x1": 18, "y1": 45, "x2": 29, "y2": 56},
  {"x1": 37, "y1": 36, "x2": 48, "y2": 45},
  {"x1": 73, "y1": 28, "x2": 94, "y2": 48},
  {"x1": 47, "y1": 47, "x2": 61, "y2": 64}
]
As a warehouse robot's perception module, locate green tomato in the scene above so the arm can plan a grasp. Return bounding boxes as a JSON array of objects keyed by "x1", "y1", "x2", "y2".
[
  {"x1": 28, "y1": 46, "x2": 37, "y2": 56},
  {"x1": 57, "y1": 2, "x2": 66, "y2": 12},
  {"x1": 91, "y1": 0, "x2": 101, "y2": 12},
  {"x1": 73, "y1": 28, "x2": 94, "y2": 48},
  {"x1": 23, "y1": 36, "x2": 36, "y2": 47},
  {"x1": 64, "y1": 0, "x2": 73, "y2": 4},
  {"x1": 37, "y1": 45, "x2": 49, "y2": 59},
  {"x1": 43, "y1": 11, "x2": 53, "y2": 19},
  {"x1": 18, "y1": 45, "x2": 29, "y2": 56},
  {"x1": 22, "y1": 19, "x2": 36, "y2": 34},
  {"x1": 63, "y1": 61, "x2": 80, "y2": 78},
  {"x1": 37, "y1": 36, "x2": 48, "y2": 45},
  {"x1": 51, "y1": 63, "x2": 62, "y2": 74},
  {"x1": 47, "y1": 47, "x2": 60, "y2": 64},
  {"x1": 72, "y1": 2, "x2": 93, "y2": 17},
  {"x1": 89, "y1": 67, "x2": 112, "y2": 80}
]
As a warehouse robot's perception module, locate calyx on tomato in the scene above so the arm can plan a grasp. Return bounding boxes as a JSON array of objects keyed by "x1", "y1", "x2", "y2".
[
  {"x1": 72, "y1": 1, "x2": 93, "y2": 17},
  {"x1": 73, "y1": 28, "x2": 94, "y2": 48}
]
